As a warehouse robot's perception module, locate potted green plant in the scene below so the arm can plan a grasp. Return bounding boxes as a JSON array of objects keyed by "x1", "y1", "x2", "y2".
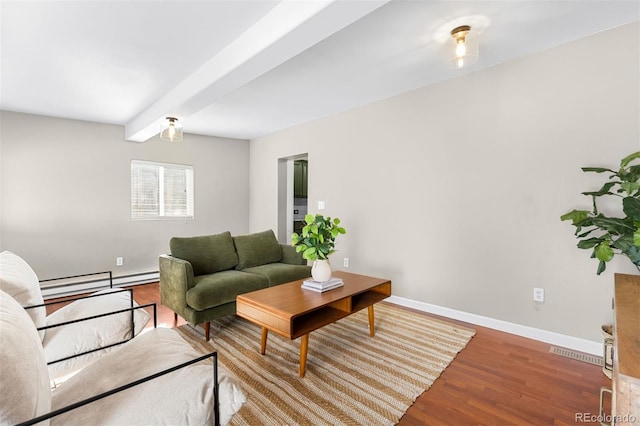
[
  {"x1": 291, "y1": 213, "x2": 346, "y2": 281},
  {"x1": 560, "y1": 151, "x2": 640, "y2": 275}
]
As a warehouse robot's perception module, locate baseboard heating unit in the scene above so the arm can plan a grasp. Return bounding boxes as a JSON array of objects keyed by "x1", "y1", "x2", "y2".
[{"x1": 40, "y1": 271, "x2": 159, "y2": 299}]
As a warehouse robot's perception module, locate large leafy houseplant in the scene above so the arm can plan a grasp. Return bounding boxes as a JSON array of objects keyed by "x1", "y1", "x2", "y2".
[
  {"x1": 291, "y1": 214, "x2": 346, "y2": 261},
  {"x1": 561, "y1": 151, "x2": 640, "y2": 275}
]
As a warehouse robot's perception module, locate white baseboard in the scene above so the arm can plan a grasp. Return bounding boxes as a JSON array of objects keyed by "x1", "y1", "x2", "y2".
[
  {"x1": 386, "y1": 295, "x2": 602, "y2": 356},
  {"x1": 41, "y1": 271, "x2": 159, "y2": 299}
]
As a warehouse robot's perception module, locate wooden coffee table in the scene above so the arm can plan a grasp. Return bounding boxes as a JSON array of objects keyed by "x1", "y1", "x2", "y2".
[{"x1": 236, "y1": 271, "x2": 391, "y2": 377}]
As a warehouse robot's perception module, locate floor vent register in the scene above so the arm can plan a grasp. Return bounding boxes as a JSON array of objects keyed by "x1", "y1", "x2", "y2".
[{"x1": 549, "y1": 346, "x2": 603, "y2": 366}]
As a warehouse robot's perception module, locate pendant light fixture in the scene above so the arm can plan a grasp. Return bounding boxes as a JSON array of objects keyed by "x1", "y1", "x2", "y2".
[
  {"x1": 447, "y1": 25, "x2": 479, "y2": 69},
  {"x1": 160, "y1": 117, "x2": 183, "y2": 142}
]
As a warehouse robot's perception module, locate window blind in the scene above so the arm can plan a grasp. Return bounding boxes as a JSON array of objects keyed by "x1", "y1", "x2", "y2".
[{"x1": 131, "y1": 160, "x2": 194, "y2": 219}]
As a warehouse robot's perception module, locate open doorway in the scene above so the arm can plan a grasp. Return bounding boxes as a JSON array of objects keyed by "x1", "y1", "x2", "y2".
[{"x1": 277, "y1": 154, "x2": 308, "y2": 244}]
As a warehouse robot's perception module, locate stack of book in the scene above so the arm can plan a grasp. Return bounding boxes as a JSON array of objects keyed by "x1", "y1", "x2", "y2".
[{"x1": 301, "y1": 277, "x2": 344, "y2": 292}]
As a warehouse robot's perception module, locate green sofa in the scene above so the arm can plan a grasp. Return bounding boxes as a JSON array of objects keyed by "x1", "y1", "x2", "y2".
[{"x1": 159, "y1": 229, "x2": 311, "y2": 340}]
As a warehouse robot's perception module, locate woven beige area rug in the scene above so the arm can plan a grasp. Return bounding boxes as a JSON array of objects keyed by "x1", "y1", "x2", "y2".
[{"x1": 176, "y1": 303, "x2": 475, "y2": 426}]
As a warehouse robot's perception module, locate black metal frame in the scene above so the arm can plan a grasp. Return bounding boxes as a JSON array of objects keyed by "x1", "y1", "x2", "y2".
[
  {"x1": 24, "y1": 287, "x2": 157, "y2": 366},
  {"x1": 15, "y1": 351, "x2": 220, "y2": 426}
]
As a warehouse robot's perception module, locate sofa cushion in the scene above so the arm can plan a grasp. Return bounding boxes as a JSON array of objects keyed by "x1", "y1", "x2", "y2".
[
  {"x1": 0, "y1": 250, "x2": 47, "y2": 340},
  {"x1": 51, "y1": 328, "x2": 246, "y2": 426},
  {"x1": 234, "y1": 230, "x2": 283, "y2": 270},
  {"x1": 187, "y1": 270, "x2": 268, "y2": 311},
  {"x1": 0, "y1": 289, "x2": 51, "y2": 425},
  {"x1": 44, "y1": 288, "x2": 151, "y2": 383},
  {"x1": 170, "y1": 232, "x2": 238, "y2": 276},
  {"x1": 281, "y1": 244, "x2": 308, "y2": 265},
  {"x1": 242, "y1": 263, "x2": 312, "y2": 287}
]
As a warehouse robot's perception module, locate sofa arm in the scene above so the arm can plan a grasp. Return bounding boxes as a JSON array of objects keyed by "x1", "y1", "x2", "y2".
[
  {"x1": 280, "y1": 245, "x2": 308, "y2": 265},
  {"x1": 159, "y1": 255, "x2": 195, "y2": 315}
]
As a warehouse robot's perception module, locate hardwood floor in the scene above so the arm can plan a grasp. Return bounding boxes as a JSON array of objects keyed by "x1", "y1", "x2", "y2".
[
  {"x1": 395, "y1": 309, "x2": 608, "y2": 425},
  {"x1": 50, "y1": 282, "x2": 609, "y2": 425}
]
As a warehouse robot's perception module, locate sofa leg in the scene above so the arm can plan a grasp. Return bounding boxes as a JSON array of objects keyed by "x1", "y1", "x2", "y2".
[{"x1": 204, "y1": 322, "x2": 210, "y2": 341}]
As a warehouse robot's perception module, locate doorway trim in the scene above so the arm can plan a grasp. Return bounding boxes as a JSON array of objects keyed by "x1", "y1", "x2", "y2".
[{"x1": 277, "y1": 153, "x2": 308, "y2": 244}]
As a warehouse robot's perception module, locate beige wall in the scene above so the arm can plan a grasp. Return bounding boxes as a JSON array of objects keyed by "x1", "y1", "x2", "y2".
[
  {"x1": 0, "y1": 112, "x2": 250, "y2": 279},
  {"x1": 249, "y1": 22, "x2": 640, "y2": 342}
]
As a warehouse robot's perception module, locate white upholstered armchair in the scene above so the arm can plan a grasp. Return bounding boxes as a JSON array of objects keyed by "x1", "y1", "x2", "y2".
[
  {"x1": 0, "y1": 288, "x2": 247, "y2": 425},
  {"x1": 0, "y1": 251, "x2": 150, "y2": 383},
  {"x1": 0, "y1": 251, "x2": 246, "y2": 425}
]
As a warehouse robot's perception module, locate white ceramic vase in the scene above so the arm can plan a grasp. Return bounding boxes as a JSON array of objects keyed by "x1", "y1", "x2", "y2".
[{"x1": 311, "y1": 259, "x2": 332, "y2": 282}]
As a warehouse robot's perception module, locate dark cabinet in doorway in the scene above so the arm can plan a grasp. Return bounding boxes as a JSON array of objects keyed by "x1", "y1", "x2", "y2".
[{"x1": 293, "y1": 160, "x2": 308, "y2": 199}]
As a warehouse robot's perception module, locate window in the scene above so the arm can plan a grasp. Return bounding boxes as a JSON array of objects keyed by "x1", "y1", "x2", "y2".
[{"x1": 131, "y1": 160, "x2": 194, "y2": 219}]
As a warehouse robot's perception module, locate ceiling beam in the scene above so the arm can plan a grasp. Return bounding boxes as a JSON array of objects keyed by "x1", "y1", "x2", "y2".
[{"x1": 125, "y1": 0, "x2": 390, "y2": 142}]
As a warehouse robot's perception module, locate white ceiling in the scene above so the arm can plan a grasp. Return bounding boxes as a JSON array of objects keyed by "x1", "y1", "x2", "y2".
[{"x1": 1, "y1": 0, "x2": 638, "y2": 141}]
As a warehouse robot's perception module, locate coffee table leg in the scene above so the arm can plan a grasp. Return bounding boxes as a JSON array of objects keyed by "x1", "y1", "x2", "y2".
[
  {"x1": 299, "y1": 334, "x2": 309, "y2": 377},
  {"x1": 261, "y1": 327, "x2": 268, "y2": 355},
  {"x1": 368, "y1": 305, "x2": 375, "y2": 337}
]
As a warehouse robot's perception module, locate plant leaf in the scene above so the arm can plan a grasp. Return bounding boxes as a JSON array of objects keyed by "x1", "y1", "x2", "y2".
[
  {"x1": 621, "y1": 244, "x2": 640, "y2": 265},
  {"x1": 582, "y1": 182, "x2": 616, "y2": 197},
  {"x1": 560, "y1": 210, "x2": 589, "y2": 226},
  {"x1": 589, "y1": 215, "x2": 635, "y2": 235},
  {"x1": 595, "y1": 242, "x2": 614, "y2": 262},
  {"x1": 613, "y1": 234, "x2": 640, "y2": 266},
  {"x1": 577, "y1": 229, "x2": 597, "y2": 238},
  {"x1": 620, "y1": 151, "x2": 640, "y2": 168},
  {"x1": 596, "y1": 260, "x2": 606, "y2": 275},
  {"x1": 582, "y1": 167, "x2": 616, "y2": 173},
  {"x1": 622, "y1": 165, "x2": 640, "y2": 184},
  {"x1": 577, "y1": 238, "x2": 604, "y2": 249},
  {"x1": 623, "y1": 197, "x2": 640, "y2": 221},
  {"x1": 621, "y1": 182, "x2": 640, "y2": 195}
]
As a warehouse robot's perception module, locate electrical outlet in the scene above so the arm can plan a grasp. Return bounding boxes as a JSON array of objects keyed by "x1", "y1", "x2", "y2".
[
  {"x1": 318, "y1": 200, "x2": 325, "y2": 210},
  {"x1": 533, "y1": 288, "x2": 544, "y2": 302},
  {"x1": 116, "y1": 257, "x2": 123, "y2": 266},
  {"x1": 343, "y1": 257, "x2": 349, "y2": 268}
]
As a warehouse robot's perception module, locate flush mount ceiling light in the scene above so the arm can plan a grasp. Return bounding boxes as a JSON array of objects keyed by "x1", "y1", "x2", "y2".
[
  {"x1": 160, "y1": 117, "x2": 183, "y2": 142},
  {"x1": 447, "y1": 25, "x2": 479, "y2": 69},
  {"x1": 434, "y1": 15, "x2": 488, "y2": 70}
]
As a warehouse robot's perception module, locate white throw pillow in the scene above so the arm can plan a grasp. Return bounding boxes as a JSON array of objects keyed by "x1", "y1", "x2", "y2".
[
  {"x1": 0, "y1": 289, "x2": 51, "y2": 425},
  {"x1": 0, "y1": 250, "x2": 47, "y2": 340},
  {"x1": 51, "y1": 327, "x2": 246, "y2": 425},
  {"x1": 44, "y1": 288, "x2": 151, "y2": 382}
]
